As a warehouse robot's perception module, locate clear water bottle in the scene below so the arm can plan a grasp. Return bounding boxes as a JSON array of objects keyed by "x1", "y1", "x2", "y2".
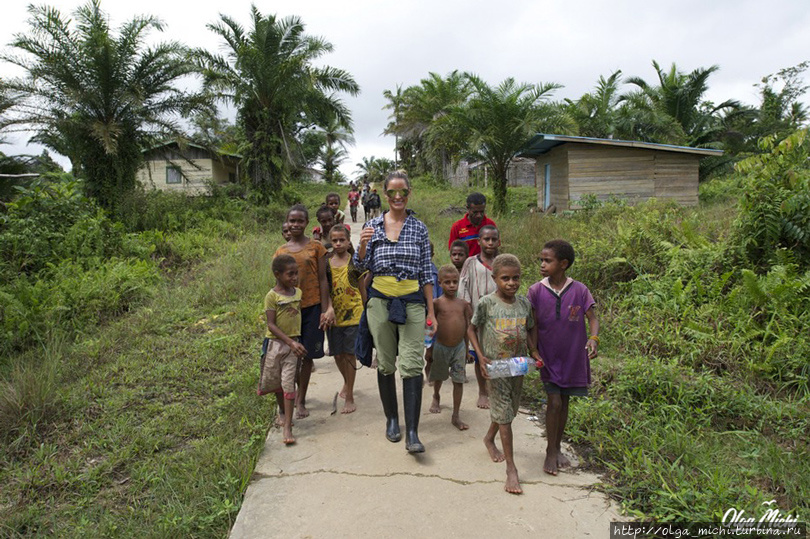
[
  {"x1": 424, "y1": 320, "x2": 434, "y2": 348},
  {"x1": 486, "y1": 357, "x2": 540, "y2": 378}
]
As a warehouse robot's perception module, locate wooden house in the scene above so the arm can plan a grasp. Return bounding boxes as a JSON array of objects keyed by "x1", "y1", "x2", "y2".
[
  {"x1": 447, "y1": 157, "x2": 536, "y2": 187},
  {"x1": 137, "y1": 142, "x2": 241, "y2": 194},
  {"x1": 518, "y1": 134, "x2": 723, "y2": 211}
]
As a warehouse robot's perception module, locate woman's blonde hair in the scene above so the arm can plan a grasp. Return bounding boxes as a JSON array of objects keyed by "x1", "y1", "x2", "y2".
[{"x1": 383, "y1": 170, "x2": 410, "y2": 190}]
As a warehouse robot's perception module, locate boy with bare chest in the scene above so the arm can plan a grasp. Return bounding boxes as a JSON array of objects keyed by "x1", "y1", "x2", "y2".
[{"x1": 426, "y1": 265, "x2": 472, "y2": 430}]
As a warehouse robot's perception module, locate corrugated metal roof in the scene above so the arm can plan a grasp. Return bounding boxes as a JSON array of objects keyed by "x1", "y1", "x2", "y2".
[
  {"x1": 142, "y1": 140, "x2": 242, "y2": 159},
  {"x1": 518, "y1": 134, "x2": 724, "y2": 157}
]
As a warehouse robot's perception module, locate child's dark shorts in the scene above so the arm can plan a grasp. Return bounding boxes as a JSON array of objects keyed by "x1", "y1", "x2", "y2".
[
  {"x1": 428, "y1": 341, "x2": 466, "y2": 383},
  {"x1": 543, "y1": 382, "x2": 589, "y2": 397},
  {"x1": 327, "y1": 325, "x2": 358, "y2": 356},
  {"x1": 301, "y1": 304, "x2": 325, "y2": 359}
]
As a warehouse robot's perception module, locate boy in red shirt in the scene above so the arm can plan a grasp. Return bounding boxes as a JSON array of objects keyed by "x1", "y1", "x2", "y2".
[
  {"x1": 448, "y1": 192, "x2": 496, "y2": 257},
  {"x1": 347, "y1": 185, "x2": 361, "y2": 222}
]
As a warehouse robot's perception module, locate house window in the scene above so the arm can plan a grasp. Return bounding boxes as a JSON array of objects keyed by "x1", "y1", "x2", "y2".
[
  {"x1": 166, "y1": 166, "x2": 182, "y2": 184},
  {"x1": 229, "y1": 172, "x2": 236, "y2": 183}
]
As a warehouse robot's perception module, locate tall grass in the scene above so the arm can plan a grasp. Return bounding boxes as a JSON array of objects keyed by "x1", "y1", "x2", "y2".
[
  {"x1": 0, "y1": 179, "x2": 345, "y2": 536},
  {"x1": 1, "y1": 230, "x2": 280, "y2": 536}
]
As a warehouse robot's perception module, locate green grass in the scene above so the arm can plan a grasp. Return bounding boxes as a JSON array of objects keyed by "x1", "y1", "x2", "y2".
[
  {"x1": 0, "y1": 180, "x2": 345, "y2": 536},
  {"x1": 1, "y1": 232, "x2": 277, "y2": 536}
]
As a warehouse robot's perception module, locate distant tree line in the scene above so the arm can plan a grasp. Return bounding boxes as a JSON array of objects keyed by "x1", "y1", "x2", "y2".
[
  {"x1": 383, "y1": 62, "x2": 808, "y2": 214},
  {"x1": 0, "y1": 1, "x2": 806, "y2": 213},
  {"x1": 0, "y1": 1, "x2": 358, "y2": 209}
]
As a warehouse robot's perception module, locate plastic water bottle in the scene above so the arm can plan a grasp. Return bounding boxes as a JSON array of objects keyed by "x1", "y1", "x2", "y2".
[
  {"x1": 485, "y1": 357, "x2": 541, "y2": 379},
  {"x1": 424, "y1": 320, "x2": 434, "y2": 348}
]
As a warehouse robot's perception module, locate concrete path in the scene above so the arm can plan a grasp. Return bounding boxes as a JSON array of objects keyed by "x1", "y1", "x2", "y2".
[{"x1": 230, "y1": 204, "x2": 623, "y2": 538}]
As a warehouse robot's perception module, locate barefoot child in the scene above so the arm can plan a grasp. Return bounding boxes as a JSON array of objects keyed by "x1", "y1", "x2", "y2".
[
  {"x1": 326, "y1": 192, "x2": 346, "y2": 224},
  {"x1": 261, "y1": 255, "x2": 308, "y2": 444},
  {"x1": 469, "y1": 254, "x2": 536, "y2": 494},
  {"x1": 327, "y1": 226, "x2": 363, "y2": 413},
  {"x1": 459, "y1": 224, "x2": 501, "y2": 409},
  {"x1": 427, "y1": 265, "x2": 472, "y2": 430},
  {"x1": 527, "y1": 240, "x2": 599, "y2": 476},
  {"x1": 449, "y1": 239, "x2": 469, "y2": 273},
  {"x1": 274, "y1": 204, "x2": 336, "y2": 418}
]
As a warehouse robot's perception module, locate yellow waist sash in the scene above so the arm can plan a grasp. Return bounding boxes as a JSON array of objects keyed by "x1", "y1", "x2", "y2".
[{"x1": 372, "y1": 276, "x2": 419, "y2": 296}]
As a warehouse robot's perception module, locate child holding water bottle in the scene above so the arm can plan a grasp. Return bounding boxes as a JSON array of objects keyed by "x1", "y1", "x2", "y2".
[{"x1": 468, "y1": 254, "x2": 537, "y2": 495}]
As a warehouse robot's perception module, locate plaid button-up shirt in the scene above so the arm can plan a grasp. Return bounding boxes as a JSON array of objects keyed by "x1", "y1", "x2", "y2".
[{"x1": 352, "y1": 210, "x2": 433, "y2": 288}]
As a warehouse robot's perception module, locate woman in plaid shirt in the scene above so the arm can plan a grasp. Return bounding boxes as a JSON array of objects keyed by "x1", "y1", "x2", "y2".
[{"x1": 354, "y1": 171, "x2": 437, "y2": 453}]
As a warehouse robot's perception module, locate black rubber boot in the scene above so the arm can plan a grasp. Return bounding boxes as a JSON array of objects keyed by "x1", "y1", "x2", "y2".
[
  {"x1": 377, "y1": 371, "x2": 401, "y2": 442},
  {"x1": 402, "y1": 374, "x2": 425, "y2": 453}
]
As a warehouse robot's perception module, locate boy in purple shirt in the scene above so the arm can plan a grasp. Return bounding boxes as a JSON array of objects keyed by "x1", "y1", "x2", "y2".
[{"x1": 527, "y1": 239, "x2": 600, "y2": 476}]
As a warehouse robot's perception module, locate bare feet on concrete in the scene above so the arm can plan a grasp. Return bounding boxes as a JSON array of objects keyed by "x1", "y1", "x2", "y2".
[
  {"x1": 544, "y1": 452, "x2": 558, "y2": 476},
  {"x1": 484, "y1": 437, "x2": 505, "y2": 463},
  {"x1": 504, "y1": 467, "x2": 523, "y2": 494},
  {"x1": 451, "y1": 414, "x2": 469, "y2": 431},
  {"x1": 429, "y1": 394, "x2": 441, "y2": 413}
]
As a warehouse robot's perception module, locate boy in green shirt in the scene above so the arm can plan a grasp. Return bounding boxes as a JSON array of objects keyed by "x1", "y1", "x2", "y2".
[
  {"x1": 469, "y1": 254, "x2": 537, "y2": 494},
  {"x1": 261, "y1": 254, "x2": 307, "y2": 445}
]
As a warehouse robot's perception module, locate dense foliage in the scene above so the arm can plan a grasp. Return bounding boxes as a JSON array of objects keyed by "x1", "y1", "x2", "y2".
[
  {"x1": 194, "y1": 6, "x2": 359, "y2": 200},
  {"x1": 733, "y1": 130, "x2": 810, "y2": 269},
  {"x1": 1, "y1": 1, "x2": 211, "y2": 209},
  {"x1": 0, "y1": 176, "x2": 337, "y2": 535}
]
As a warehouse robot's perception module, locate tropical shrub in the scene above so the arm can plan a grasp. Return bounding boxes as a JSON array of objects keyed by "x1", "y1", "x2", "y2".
[
  {"x1": 0, "y1": 176, "x2": 125, "y2": 276},
  {"x1": 734, "y1": 129, "x2": 810, "y2": 269}
]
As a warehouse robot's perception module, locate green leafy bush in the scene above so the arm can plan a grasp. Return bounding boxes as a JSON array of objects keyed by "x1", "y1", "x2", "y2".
[
  {"x1": 0, "y1": 176, "x2": 126, "y2": 276},
  {"x1": 1, "y1": 258, "x2": 160, "y2": 356},
  {"x1": 734, "y1": 129, "x2": 810, "y2": 269}
]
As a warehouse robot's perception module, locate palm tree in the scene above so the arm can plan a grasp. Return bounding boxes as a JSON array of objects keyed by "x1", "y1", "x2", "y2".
[
  {"x1": 195, "y1": 6, "x2": 359, "y2": 200},
  {"x1": 382, "y1": 84, "x2": 404, "y2": 167},
  {"x1": 355, "y1": 156, "x2": 395, "y2": 185},
  {"x1": 456, "y1": 75, "x2": 574, "y2": 215},
  {"x1": 621, "y1": 61, "x2": 739, "y2": 147},
  {"x1": 2, "y1": 1, "x2": 209, "y2": 209},
  {"x1": 566, "y1": 71, "x2": 623, "y2": 138},
  {"x1": 384, "y1": 71, "x2": 471, "y2": 178},
  {"x1": 317, "y1": 116, "x2": 355, "y2": 183}
]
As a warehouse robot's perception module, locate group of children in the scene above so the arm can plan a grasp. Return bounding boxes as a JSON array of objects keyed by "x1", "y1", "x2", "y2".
[
  {"x1": 261, "y1": 193, "x2": 363, "y2": 446},
  {"x1": 262, "y1": 192, "x2": 600, "y2": 495}
]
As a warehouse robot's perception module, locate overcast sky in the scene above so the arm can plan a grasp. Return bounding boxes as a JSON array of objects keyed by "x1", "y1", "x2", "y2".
[{"x1": 2, "y1": 0, "x2": 809, "y2": 178}]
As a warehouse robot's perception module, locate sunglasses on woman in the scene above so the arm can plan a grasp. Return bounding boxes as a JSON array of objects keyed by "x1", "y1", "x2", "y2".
[{"x1": 385, "y1": 188, "x2": 410, "y2": 199}]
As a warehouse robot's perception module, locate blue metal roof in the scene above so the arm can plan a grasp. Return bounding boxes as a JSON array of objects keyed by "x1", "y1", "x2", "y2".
[{"x1": 518, "y1": 134, "x2": 724, "y2": 157}]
